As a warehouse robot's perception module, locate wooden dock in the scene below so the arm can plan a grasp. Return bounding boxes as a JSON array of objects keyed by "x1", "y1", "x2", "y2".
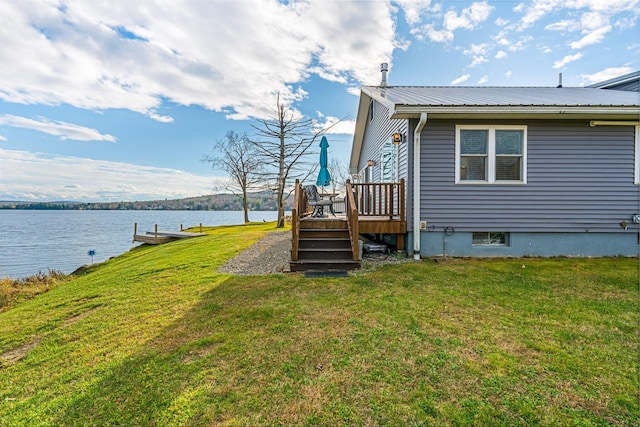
[{"x1": 133, "y1": 223, "x2": 207, "y2": 245}]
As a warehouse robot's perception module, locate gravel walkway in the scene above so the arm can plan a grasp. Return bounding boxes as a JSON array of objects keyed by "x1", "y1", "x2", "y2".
[
  {"x1": 218, "y1": 231, "x2": 292, "y2": 275},
  {"x1": 217, "y1": 230, "x2": 416, "y2": 276}
]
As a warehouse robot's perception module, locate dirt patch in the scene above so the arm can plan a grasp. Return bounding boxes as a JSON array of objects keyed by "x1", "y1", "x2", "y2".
[
  {"x1": 63, "y1": 306, "x2": 100, "y2": 327},
  {"x1": 0, "y1": 338, "x2": 41, "y2": 367}
]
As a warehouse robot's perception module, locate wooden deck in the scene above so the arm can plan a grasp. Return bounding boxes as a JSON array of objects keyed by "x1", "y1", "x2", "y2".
[
  {"x1": 133, "y1": 224, "x2": 207, "y2": 245},
  {"x1": 291, "y1": 180, "x2": 407, "y2": 271}
]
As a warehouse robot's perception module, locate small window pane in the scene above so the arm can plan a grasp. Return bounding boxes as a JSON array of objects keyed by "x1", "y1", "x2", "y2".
[
  {"x1": 496, "y1": 157, "x2": 521, "y2": 180},
  {"x1": 460, "y1": 130, "x2": 487, "y2": 154},
  {"x1": 472, "y1": 232, "x2": 489, "y2": 245},
  {"x1": 473, "y1": 232, "x2": 507, "y2": 246},
  {"x1": 489, "y1": 233, "x2": 507, "y2": 245},
  {"x1": 496, "y1": 130, "x2": 523, "y2": 154},
  {"x1": 461, "y1": 156, "x2": 486, "y2": 180}
]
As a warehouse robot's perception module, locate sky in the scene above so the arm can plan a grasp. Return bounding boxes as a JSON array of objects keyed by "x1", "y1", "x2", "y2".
[{"x1": 0, "y1": 0, "x2": 638, "y2": 202}]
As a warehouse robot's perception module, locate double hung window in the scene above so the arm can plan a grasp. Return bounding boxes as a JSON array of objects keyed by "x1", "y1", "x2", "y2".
[{"x1": 456, "y1": 125, "x2": 527, "y2": 184}]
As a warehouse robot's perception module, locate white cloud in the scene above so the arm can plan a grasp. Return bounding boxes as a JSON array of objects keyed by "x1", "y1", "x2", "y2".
[
  {"x1": 395, "y1": 0, "x2": 440, "y2": 26},
  {"x1": 580, "y1": 66, "x2": 635, "y2": 84},
  {"x1": 463, "y1": 43, "x2": 490, "y2": 67},
  {"x1": 495, "y1": 17, "x2": 509, "y2": 26},
  {"x1": 410, "y1": 1, "x2": 493, "y2": 43},
  {"x1": 552, "y1": 52, "x2": 583, "y2": 68},
  {"x1": 0, "y1": 1, "x2": 398, "y2": 121},
  {"x1": 505, "y1": 70, "x2": 512, "y2": 78},
  {"x1": 147, "y1": 111, "x2": 174, "y2": 123},
  {"x1": 495, "y1": 50, "x2": 507, "y2": 59},
  {"x1": 0, "y1": 148, "x2": 219, "y2": 202},
  {"x1": 478, "y1": 75, "x2": 489, "y2": 84},
  {"x1": 0, "y1": 135, "x2": 7, "y2": 141},
  {"x1": 313, "y1": 112, "x2": 356, "y2": 135},
  {"x1": 444, "y1": 1, "x2": 494, "y2": 31},
  {"x1": 545, "y1": 19, "x2": 580, "y2": 32},
  {"x1": 450, "y1": 73, "x2": 471, "y2": 85},
  {"x1": 414, "y1": 24, "x2": 454, "y2": 43},
  {"x1": 0, "y1": 115, "x2": 116, "y2": 142},
  {"x1": 569, "y1": 25, "x2": 612, "y2": 49}
]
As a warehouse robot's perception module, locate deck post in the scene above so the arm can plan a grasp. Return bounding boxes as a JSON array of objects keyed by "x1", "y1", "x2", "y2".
[
  {"x1": 200, "y1": 223, "x2": 203, "y2": 233},
  {"x1": 134, "y1": 222, "x2": 138, "y2": 237}
]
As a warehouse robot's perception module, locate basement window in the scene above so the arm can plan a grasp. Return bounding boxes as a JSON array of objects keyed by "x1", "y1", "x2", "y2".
[{"x1": 472, "y1": 232, "x2": 508, "y2": 246}]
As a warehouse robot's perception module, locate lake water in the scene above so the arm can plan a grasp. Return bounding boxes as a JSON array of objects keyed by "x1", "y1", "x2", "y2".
[{"x1": 0, "y1": 210, "x2": 280, "y2": 278}]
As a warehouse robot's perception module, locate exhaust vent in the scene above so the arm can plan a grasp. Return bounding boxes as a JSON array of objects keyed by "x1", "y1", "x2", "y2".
[{"x1": 380, "y1": 63, "x2": 388, "y2": 87}]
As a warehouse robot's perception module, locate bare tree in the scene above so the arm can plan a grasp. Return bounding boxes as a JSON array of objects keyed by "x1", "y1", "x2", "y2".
[
  {"x1": 251, "y1": 94, "x2": 332, "y2": 228},
  {"x1": 328, "y1": 157, "x2": 349, "y2": 195},
  {"x1": 204, "y1": 131, "x2": 263, "y2": 223}
]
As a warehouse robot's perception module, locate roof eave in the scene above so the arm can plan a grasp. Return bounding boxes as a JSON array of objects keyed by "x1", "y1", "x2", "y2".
[
  {"x1": 391, "y1": 105, "x2": 640, "y2": 119},
  {"x1": 350, "y1": 91, "x2": 373, "y2": 174}
]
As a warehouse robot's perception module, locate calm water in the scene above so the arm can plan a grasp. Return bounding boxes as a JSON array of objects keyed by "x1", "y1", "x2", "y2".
[{"x1": 0, "y1": 210, "x2": 279, "y2": 278}]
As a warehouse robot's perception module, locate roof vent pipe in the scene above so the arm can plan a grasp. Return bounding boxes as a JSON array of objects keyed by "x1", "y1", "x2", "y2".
[
  {"x1": 380, "y1": 63, "x2": 388, "y2": 87},
  {"x1": 557, "y1": 72, "x2": 562, "y2": 88}
]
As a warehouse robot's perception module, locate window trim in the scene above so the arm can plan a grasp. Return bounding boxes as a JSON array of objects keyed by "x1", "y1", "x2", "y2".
[
  {"x1": 380, "y1": 140, "x2": 399, "y2": 183},
  {"x1": 635, "y1": 125, "x2": 639, "y2": 185},
  {"x1": 455, "y1": 125, "x2": 528, "y2": 184}
]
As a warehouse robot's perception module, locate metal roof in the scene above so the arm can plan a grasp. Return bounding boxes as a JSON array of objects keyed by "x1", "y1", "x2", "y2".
[
  {"x1": 362, "y1": 86, "x2": 640, "y2": 109},
  {"x1": 586, "y1": 70, "x2": 640, "y2": 89},
  {"x1": 350, "y1": 85, "x2": 640, "y2": 171}
]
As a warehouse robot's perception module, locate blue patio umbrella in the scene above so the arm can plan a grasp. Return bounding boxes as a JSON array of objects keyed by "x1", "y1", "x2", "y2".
[{"x1": 316, "y1": 136, "x2": 332, "y2": 188}]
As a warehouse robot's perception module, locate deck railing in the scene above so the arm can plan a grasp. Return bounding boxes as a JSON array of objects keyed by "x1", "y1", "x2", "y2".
[
  {"x1": 291, "y1": 179, "x2": 306, "y2": 261},
  {"x1": 351, "y1": 178, "x2": 405, "y2": 219},
  {"x1": 345, "y1": 180, "x2": 360, "y2": 260}
]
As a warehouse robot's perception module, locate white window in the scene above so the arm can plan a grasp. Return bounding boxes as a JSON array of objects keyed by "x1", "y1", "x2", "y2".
[
  {"x1": 380, "y1": 141, "x2": 398, "y2": 183},
  {"x1": 455, "y1": 125, "x2": 527, "y2": 184}
]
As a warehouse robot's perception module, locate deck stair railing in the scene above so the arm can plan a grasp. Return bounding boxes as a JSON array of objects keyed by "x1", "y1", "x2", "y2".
[
  {"x1": 291, "y1": 179, "x2": 308, "y2": 261},
  {"x1": 345, "y1": 180, "x2": 360, "y2": 260},
  {"x1": 351, "y1": 178, "x2": 405, "y2": 219}
]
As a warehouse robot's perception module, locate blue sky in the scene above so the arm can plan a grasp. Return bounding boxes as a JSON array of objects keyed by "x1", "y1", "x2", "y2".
[{"x1": 1, "y1": 0, "x2": 638, "y2": 202}]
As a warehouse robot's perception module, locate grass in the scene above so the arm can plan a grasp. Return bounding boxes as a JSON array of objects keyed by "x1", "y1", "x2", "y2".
[
  {"x1": 0, "y1": 221, "x2": 638, "y2": 426},
  {"x1": 0, "y1": 270, "x2": 69, "y2": 312}
]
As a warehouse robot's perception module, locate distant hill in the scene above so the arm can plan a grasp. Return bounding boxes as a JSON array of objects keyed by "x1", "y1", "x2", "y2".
[{"x1": 0, "y1": 191, "x2": 292, "y2": 211}]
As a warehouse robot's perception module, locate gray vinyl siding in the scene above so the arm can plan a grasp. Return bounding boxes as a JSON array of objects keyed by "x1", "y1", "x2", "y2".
[
  {"x1": 359, "y1": 100, "x2": 409, "y2": 182},
  {"x1": 420, "y1": 120, "x2": 638, "y2": 233}
]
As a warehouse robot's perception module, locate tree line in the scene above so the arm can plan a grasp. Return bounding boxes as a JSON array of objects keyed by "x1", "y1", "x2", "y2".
[{"x1": 0, "y1": 192, "x2": 290, "y2": 211}]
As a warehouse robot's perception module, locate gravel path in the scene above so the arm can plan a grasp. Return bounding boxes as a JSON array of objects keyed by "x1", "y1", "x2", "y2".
[
  {"x1": 218, "y1": 231, "x2": 292, "y2": 275},
  {"x1": 217, "y1": 230, "x2": 416, "y2": 275}
]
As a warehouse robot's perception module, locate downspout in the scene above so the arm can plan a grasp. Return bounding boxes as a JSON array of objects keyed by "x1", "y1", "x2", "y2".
[{"x1": 413, "y1": 112, "x2": 427, "y2": 260}]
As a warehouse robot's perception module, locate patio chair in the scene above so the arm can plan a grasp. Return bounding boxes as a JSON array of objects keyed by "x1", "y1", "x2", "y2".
[{"x1": 303, "y1": 185, "x2": 334, "y2": 217}]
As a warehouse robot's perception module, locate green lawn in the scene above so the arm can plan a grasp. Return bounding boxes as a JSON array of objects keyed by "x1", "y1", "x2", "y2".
[{"x1": 0, "y1": 222, "x2": 638, "y2": 426}]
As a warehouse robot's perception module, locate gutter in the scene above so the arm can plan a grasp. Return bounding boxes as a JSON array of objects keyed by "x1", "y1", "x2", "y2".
[
  {"x1": 392, "y1": 106, "x2": 640, "y2": 119},
  {"x1": 589, "y1": 120, "x2": 640, "y2": 126},
  {"x1": 413, "y1": 112, "x2": 427, "y2": 260}
]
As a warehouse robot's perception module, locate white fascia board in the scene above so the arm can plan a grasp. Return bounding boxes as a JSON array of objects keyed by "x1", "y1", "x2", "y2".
[
  {"x1": 350, "y1": 92, "x2": 372, "y2": 174},
  {"x1": 361, "y1": 86, "x2": 398, "y2": 115},
  {"x1": 391, "y1": 105, "x2": 640, "y2": 119}
]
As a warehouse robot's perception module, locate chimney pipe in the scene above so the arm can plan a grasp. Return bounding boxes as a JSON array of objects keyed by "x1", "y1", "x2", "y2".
[
  {"x1": 380, "y1": 63, "x2": 388, "y2": 87},
  {"x1": 557, "y1": 72, "x2": 562, "y2": 88}
]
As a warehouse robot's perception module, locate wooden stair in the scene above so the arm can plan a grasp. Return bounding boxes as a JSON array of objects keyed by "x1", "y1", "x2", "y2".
[{"x1": 290, "y1": 218, "x2": 360, "y2": 272}]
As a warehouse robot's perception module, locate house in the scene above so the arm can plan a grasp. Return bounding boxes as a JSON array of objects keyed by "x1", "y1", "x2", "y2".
[{"x1": 350, "y1": 68, "x2": 640, "y2": 258}]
